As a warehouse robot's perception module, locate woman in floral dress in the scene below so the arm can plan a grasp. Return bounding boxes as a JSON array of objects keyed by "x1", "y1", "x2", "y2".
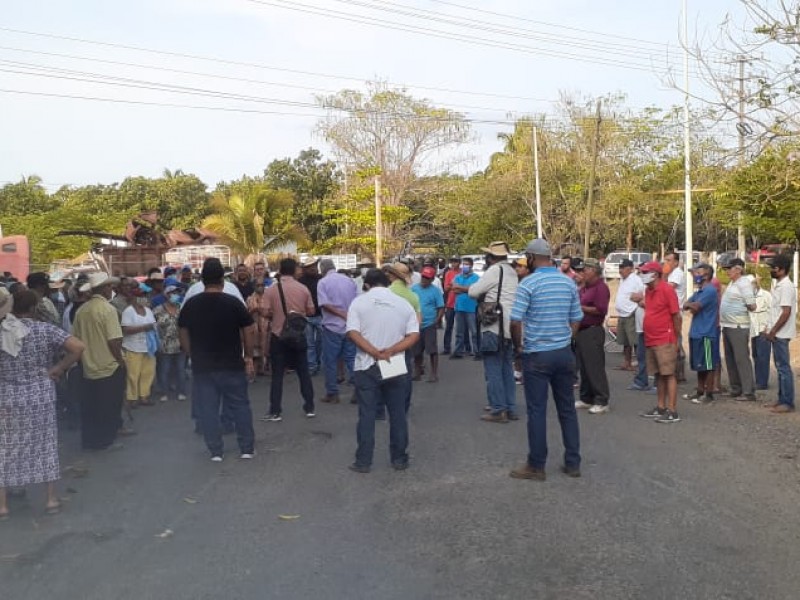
[
  {"x1": 0, "y1": 290, "x2": 84, "y2": 519},
  {"x1": 153, "y1": 282, "x2": 187, "y2": 402},
  {"x1": 246, "y1": 279, "x2": 271, "y2": 376}
]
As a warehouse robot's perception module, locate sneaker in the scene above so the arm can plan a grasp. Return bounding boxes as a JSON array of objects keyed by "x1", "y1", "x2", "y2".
[
  {"x1": 735, "y1": 394, "x2": 757, "y2": 402},
  {"x1": 210, "y1": 455, "x2": 223, "y2": 462},
  {"x1": 627, "y1": 383, "x2": 649, "y2": 391},
  {"x1": 588, "y1": 404, "x2": 609, "y2": 414},
  {"x1": 700, "y1": 393, "x2": 715, "y2": 404},
  {"x1": 305, "y1": 411, "x2": 316, "y2": 419},
  {"x1": 260, "y1": 414, "x2": 282, "y2": 422},
  {"x1": 640, "y1": 406, "x2": 666, "y2": 418},
  {"x1": 575, "y1": 400, "x2": 593, "y2": 410},
  {"x1": 483, "y1": 405, "x2": 492, "y2": 412},
  {"x1": 507, "y1": 412, "x2": 520, "y2": 421},
  {"x1": 480, "y1": 411, "x2": 509, "y2": 423},
  {"x1": 177, "y1": 394, "x2": 187, "y2": 402},
  {"x1": 509, "y1": 463, "x2": 546, "y2": 481},
  {"x1": 321, "y1": 395, "x2": 340, "y2": 404},
  {"x1": 449, "y1": 354, "x2": 464, "y2": 360},
  {"x1": 159, "y1": 395, "x2": 168, "y2": 403},
  {"x1": 655, "y1": 410, "x2": 681, "y2": 424},
  {"x1": 391, "y1": 461, "x2": 409, "y2": 471},
  {"x1": 240, "y1": 453, "x2": 255, "y2": 459},
  {"x1": 683, "y1": 391, "x2": 702, "y2": 402},
  {"x1": 348, "y1": 463, "x2": 371, "y2": 473},
  {"x1": 645, "y1": 386, "x2": 658, "y2": 395}
]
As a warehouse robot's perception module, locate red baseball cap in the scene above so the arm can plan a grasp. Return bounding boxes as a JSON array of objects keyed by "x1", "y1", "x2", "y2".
[
  {"x1": 639, "y1": 261, "x2": 663, "y2": 274},
  {"x1": 421, "y1": 266, "x2": 437, "y2": 279}
]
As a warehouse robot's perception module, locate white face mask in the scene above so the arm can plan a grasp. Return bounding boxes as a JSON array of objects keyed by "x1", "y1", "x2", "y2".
[{"x1": 640, "y1": 273, "x2": 656, "y2": 285}]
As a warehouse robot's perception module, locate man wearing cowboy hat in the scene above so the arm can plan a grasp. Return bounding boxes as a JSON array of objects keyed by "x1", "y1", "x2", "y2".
[
  {"x1": 72, "y1": 272, "x2": 130, "y2": 450},
  {"x1": 383, "y1": 262, "x2": 421, "y2": 318},
  {"x1": 468, "y1": 241, "x2": 520, "y2": 422}
]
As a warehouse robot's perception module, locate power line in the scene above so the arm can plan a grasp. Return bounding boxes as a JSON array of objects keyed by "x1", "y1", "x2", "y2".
[
  {"x1": 0, "y1": 26, "x2": 568, "y2": 103},
  {"x1": 245, "y1": 0, "x2": 704, "y2": 77},
  {"x1": 331, "y1": 0, "x2": 685, "y2": 65}
]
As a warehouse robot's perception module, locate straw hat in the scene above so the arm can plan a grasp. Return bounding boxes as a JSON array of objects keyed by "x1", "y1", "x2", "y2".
[
  {"x1": 480, "y1": 241, "x2": 511, "y2": 257},
  {"x1": 87, "y1": 272, "x2": 120, "y2": 290},
  {"x1": 382, "y1": 262, "x2": 412, "y2": 284}
]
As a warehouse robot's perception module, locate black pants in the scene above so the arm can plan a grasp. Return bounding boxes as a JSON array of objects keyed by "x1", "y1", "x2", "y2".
[
  {"x1": 443, "y1": 307, "x2": 455, "y2": 352},
  {"x1": 81, "y1": 366, "x2": 125, "y2": 449},
  {"x1": 576, "y1": 326, "x2": 610, "y2": 406},
  {"x1": 269, "y1": 335, "x2": 315, "y2": 415}
]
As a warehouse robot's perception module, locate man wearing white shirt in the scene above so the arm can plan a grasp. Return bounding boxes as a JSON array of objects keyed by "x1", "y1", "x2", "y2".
[
  {"x1": 720, "y1": 258, "x2": 757, "y2": 401},
  {"x1": 614, "y1": 259, "x2": 644, "y2": 371},
  {"x1": 765, "y1": 254, "x2": 797, "y2": 413},
  {"x1": 346, "y1": 269, "x2": 419, "y2": 473}
]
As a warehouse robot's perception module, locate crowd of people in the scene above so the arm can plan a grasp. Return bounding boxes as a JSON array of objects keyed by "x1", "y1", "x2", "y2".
[{"x1": 0, "y1": 241, "x2": 797, "y2": 516}]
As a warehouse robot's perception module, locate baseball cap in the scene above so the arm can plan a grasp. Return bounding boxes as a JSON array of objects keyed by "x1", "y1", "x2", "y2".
[
  {"x1": 421, "y1": 265, "x2": 437, "y2": 279},
  {"x1": 723, "y1": 257, "x2": 745, "y2": 269},
  {"x1": 571, "y1": 258, "x2": 585, "y2": 271},
  {"x1": 524, "y1": 238, "x2": 551, "y2": 256},
  {"x1": 619, "y1": 258, "x2": 634, "y2": 268},
  {"x1": 449, "y1": 255, "x2": 461, "y2": 262},
  {"x1": 640, "y1": 261, "x2": 663, "y2": 274}
]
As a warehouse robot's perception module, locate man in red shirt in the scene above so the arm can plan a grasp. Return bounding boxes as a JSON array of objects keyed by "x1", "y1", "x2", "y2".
[
  {"x1": 441, "y1": 255, "x2": 461, "y2": 355},
  {"x1": 574, "y1": 258, "x2": 611, "y2": 414},
  {"x1": 640, "y1": 261, "x2": 682, "y2": 423}
]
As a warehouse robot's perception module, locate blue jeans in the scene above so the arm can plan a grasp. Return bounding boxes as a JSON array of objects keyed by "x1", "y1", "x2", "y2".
[
  {"x1": 483, "y1": 339, "x2": 516, "y2": 415},
  {"x1": 193, "y1": 371, "x2": 255, "y2": 457},
  {"x1": 321, "y1": 327, "x2": 356, "y2": 396},
  {"x1": 772, "y1": 338, "x2": 794, "y2": 408},
  {"x1": 157, "y1": 352, "x2": 187, "y2": 398},
  {"x1": 354, "y1": 365, "x2": 410, "y2": 468},
  {"x1": 443, "y1": 307, "x2": 455, "y2": 352},
  {"x1": 270, "y1": 335, "x2": 315, "y2": 415},
  {"x1": 454, "y1": 310, "x2": 477, "y2": 356},
  {"x1": 522, "y1": 346, "x2": 581, "y2": 470},
  {"x1": 752, "y1": 334, "x2": 771, "y2": 390},
  {"x1": 306, "y1": 315, "x2": 323, "y2": 373},
  {"x1": 633, "y1": 333, "x2": 649, "y2": 388}
]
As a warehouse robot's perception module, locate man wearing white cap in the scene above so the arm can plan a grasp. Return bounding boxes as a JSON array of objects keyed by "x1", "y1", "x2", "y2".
[{"x1": 72, "y1": 272, "x2": 129, "y2": 450}]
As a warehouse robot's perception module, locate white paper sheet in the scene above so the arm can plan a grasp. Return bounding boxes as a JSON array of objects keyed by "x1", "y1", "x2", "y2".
[{"x1": 377, "y1": 355, "x2": 408, "y2": 380}]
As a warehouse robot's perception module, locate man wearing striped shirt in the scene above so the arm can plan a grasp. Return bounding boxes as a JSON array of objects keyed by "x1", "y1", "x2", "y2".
[{"x1": 508, "y1": 239, "x2": 583, "y2": 481}]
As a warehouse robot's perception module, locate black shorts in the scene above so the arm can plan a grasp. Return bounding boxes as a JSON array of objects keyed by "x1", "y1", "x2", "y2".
[{"x1": 415, "y1": 325, "x2": 439, "y2": 356}]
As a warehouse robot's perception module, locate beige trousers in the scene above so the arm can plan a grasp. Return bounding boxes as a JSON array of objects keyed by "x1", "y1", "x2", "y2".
[{"x1": 124, "y1": 350, "x2": 156, "y2": 402}]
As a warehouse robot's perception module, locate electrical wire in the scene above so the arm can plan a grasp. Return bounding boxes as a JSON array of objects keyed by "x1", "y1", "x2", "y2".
[
  {"x1": 0, "y1": 26, "x2": 571, "y2": 103},
  {"x1": 244, "y1": 0, "x2": 703, "y2": 77}
]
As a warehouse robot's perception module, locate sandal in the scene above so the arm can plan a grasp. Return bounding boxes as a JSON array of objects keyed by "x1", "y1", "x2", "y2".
[{"x1": 45, "y1": 503, "x2": 61, "y2": 516}]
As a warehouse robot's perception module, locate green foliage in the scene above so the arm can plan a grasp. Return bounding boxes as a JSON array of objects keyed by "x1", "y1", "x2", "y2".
[
  {"x1": 206, "y1": 177, "x2": 303, "y2": 256},
  {"x1": 263, "y1": 148, "x2": 340, "y2": 245}
]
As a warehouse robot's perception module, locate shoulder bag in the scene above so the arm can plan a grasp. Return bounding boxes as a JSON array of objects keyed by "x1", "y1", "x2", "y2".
[{"x1": 277, "y1": 281, "x2": 308, "y2": 350}]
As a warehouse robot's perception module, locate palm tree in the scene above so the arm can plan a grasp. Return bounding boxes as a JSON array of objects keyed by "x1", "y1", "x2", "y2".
[{"x1": 201, "y1": 184, "x2": 305, "y2": 258}]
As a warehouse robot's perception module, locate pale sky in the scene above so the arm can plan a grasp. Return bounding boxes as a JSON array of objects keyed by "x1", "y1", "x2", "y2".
[{"x1": 0, "y1": 0, "x2": 746, "y2": 191}]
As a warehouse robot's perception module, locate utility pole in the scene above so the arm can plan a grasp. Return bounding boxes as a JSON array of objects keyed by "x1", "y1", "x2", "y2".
[
  {"x1": 582, "y1": 100, "x2": 602, "y2": 259},
  {"x1": 736, "y1": 55, "x2": 747, "y2": 260},
  {"x1": 374, "y1": 175, "x2": 383, "y2": 265},
  {"x1": 532, "y1": 126, "x2": 543, "y2": 239},
  {"x1": 682, "y1": 0, "x2": 693, "y2": 269}
]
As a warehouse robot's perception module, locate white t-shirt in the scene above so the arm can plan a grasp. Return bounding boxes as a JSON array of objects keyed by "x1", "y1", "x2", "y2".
[
  {"x1": 769, "y1": 277, "x2": 797, "y2": 339},
  {"x1": 668, "y1": 267, "x2": 686, "y2": 305},
  {"x1": 615, "y1": 272, "x2": 645, "y2": 317},
  {"x1": 121, "y1": 305, "x2": 156, "y2": 353},
  {"x1": 750, "y1": 289, "x2": 771, "y2": 338},
  {"x1": 634, "y1": 305, "x2": 645, "y2": 334},
  {"x1": 183, "y1": 281, "x2": 245, "y2": 305},
  {"x1": 346, "y1": 286, "x2": 419, "y2": 371}
]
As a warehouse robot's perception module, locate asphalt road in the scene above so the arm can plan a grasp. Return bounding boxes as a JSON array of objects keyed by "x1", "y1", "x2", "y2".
[{"x1": 2, "y1": 352, "x2": 800, "y2": 600}]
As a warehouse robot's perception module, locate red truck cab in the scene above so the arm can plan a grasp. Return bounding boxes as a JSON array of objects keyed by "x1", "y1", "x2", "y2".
[{"x1": 0, "y1": 235, "x2": 30, "y2": 281}]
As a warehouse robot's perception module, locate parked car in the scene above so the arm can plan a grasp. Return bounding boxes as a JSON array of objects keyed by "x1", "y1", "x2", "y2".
[
  {"x1": 603, "y1": 250, "x2": 652, "y2": 279},
  {"x1": 748, "y1": 244, "x2": 794, "y2": 263}
]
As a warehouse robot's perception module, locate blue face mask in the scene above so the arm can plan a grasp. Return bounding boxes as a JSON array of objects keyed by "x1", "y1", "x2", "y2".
[
  {"x1": 461, "y1": 265, "x2": 471, "y2": 274},
  {"x1": 169, "y1": 293, "x2": 182, "y2": 305},
  {"x1": 693, "y1": 275, "x2": 704, "y2": 285}
]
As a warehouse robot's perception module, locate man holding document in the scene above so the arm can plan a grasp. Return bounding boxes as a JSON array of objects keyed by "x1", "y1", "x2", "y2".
[{"x1": 346, "y1": 269, "x2": 420, "y2": 473}]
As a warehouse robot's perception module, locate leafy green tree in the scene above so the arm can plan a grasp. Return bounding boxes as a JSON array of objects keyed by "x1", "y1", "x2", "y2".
[
  {"x1": 264, "y1": 148, "x2": 340, "y2": 244},
  {"x1": 0, "y1": 176, "x2": 58, "y2": 215}
]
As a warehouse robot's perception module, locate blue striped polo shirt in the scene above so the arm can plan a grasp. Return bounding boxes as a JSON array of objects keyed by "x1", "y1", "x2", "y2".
[{"x1": 510, "y1": 266, "x2": 583, "y2": 352}]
